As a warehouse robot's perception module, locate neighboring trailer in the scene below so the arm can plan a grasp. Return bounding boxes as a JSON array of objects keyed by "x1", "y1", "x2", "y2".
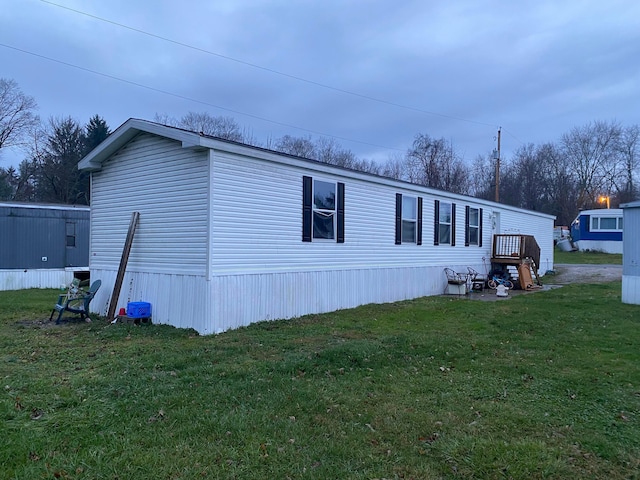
[
  {"x1": 570, "y1": 208, "x2": 623, "y2": 254},
  {"x1": 79, "y1": 119, "x2": 555, "y2": 334},
  {"x1": 0, "y1": 202, "x2": 90, "y2": 291},
  {"x1": 621, "y1": 201, "x2": 640, "y2": 305}
]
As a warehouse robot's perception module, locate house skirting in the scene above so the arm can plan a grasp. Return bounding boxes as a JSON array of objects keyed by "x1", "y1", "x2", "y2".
[
  {"x1": 90, "y1": 266, "x2": 453, "y2": 334},
  {"x1": 575, "y1": 240, "x2": 623, "y2": 254},
  {"x1": 0, "y1": 269, "x2": 80, "y2": 291}
]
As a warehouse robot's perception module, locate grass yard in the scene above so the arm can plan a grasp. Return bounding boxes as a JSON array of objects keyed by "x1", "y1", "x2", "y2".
[
  {"x1": 554, "y1": 247, "x2": 622, "y2": 265},
  {"x1": 1, "y1": 284, "x2": 639, "y2": 479}
]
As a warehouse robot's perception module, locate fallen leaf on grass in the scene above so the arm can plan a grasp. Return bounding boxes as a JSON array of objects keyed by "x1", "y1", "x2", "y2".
[
  {"x1": 419, "y1": 433, "x2": 439, "y2": 444},
  {"x1": 30, "y1": 408, "x2": 44, "y2": 420},
  {"x1": 148, "y1": 410, "x2": 166, "y2": 423}
]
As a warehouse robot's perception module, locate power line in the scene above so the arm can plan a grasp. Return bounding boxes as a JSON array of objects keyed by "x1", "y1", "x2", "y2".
[
  {"x1": 0, "y1": 42, "x2": 406, "y2": 153},
  {"x1": 39, "y1": 0, "x2": 498, "y2": 129},
  {"x1": 501, "y1": 128, "x2": 525, "y2": 147}
]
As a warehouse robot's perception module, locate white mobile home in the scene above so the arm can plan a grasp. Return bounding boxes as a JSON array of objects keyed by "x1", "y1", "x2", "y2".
[{"x1": 79, "y1": 119, "x2": 555, "y2": 334}]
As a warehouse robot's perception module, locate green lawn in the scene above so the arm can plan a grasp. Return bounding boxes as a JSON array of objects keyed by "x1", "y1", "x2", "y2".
[
  {"x1": 555, "y1": 247, "x2": 622, "y2": 265},
  {"x1": 1, "y1": 285, "x2": 639, "y2": 479}
]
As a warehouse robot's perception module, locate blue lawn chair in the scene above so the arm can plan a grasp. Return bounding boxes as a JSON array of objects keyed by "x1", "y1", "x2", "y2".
[{"x1": 50, "y1": 279, "x2": 101, "y2": 324}]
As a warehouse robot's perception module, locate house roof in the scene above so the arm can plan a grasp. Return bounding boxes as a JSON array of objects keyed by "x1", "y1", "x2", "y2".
[
  {"x1": 79, "y1": 118, "x2": 555, "y2": 220},
  {"x1": 0, "y1": 201, "x2": 90, "y2": 211},
  {"x1": 78, "y1": 118, "x2": 210, "y2": 171}
]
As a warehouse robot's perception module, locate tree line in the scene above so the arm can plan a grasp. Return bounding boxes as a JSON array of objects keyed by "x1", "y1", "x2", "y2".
[
  {"x1": 154, "y1": 112, "x2": 640, "y2": 225},
  {"x1": 0, "y1": 79, "x2": 109, "y2": 204},
  {"x1": 2, "y1": 78, "x2": 638, "y2": 225}
]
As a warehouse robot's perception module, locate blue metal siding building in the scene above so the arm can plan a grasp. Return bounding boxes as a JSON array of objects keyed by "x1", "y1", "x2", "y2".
[
  {"x1": 570, "y1": 208, "x2": 623, "y2": 254},
  {"x1": 0, "y1": 202, "x2": 90, "y2": 290}
]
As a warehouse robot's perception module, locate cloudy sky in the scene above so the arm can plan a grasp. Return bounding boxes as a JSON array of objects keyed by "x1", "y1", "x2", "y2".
[{"x1": 1, "y1": 0, "x2": 639, "y2": 169}]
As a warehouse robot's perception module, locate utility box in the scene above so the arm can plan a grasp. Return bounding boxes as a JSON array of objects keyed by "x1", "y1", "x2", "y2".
[
  {"x1": 445, "y1": 283, "x2": 466, "y2": 295},
  {"x1": 620, "y1": 201, "x2": 640, "y2": 305}
]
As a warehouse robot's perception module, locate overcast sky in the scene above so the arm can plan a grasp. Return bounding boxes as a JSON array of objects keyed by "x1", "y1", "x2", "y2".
[{"x1": 1, "y1": 0, "x2": 639, "y2": 169}]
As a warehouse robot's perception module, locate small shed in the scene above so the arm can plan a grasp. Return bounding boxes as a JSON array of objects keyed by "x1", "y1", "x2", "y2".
[
  {"x1": 0, "y1": 202, "x2": 90, "y2": 291},
  {"x1": 620, "y1": 201, "x2": 640, "y2": 304}
]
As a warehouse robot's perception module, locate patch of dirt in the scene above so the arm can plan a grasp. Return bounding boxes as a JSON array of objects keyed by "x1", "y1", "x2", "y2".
[
  {"x1": 546, "y1": 264, "x2": 622, "y2": 285},
  {"x1": 16, "y1": 317, "x2": 91, "y2": 329}
]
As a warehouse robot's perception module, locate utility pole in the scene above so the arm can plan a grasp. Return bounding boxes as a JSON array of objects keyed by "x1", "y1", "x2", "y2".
[{"x1": 494, "y1": 127, "x2": 501, "y2": 203}]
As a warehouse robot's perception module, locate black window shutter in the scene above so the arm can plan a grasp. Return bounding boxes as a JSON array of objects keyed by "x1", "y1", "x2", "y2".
[
  {"x1": 434, "y1": 199, "x2": 440, "y2": 245},
  {"x1": 451, "y1": 203, "x2": 456, "y2": 246},
  {"x1": 302, "y1": 176, "x2": 312, "y2": 242},
  {"x1": 337, "y1": 182, "x2": 345, "y2": 243},
  {"x1": 479, "y1": 208, "x2": 483, "y2": 247},
  {"x1": 464, "y1": 205, "x2": 470, "y2": 246},
  {"x1": 417, "y1": 197, "x2": 423, "y2": 245},
  {"x1": 395, "y1": 193, "x2": 402, "y2": 245}
]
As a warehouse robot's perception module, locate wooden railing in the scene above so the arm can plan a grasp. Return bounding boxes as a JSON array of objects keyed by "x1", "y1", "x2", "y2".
[{"x1": 491, "y1": 234, "x2": 540, "y2": 270}]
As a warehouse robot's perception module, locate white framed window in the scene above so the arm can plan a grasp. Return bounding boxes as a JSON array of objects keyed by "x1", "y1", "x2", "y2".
[
  {"x1": 395, "y1": 194, "x2": 422, "y2": 245},
  {"x1": 402, "y1": 196, "x2": 417, "y2": 243},
  {"x1": 313, "y1": 179, "x2": 336, "y2": 240},
  {"x1": 467, "y1": 207, "x2": 479, "y2": 245},
  {"x1": 302, "y1": 176, "x2": 345, "y2": 243},
  {"x1": 591, "y1": 216, "x2": 622, "y2": 231},
  {"x1": 439, "y1": 202, "x2": 452, "y2": 245}
]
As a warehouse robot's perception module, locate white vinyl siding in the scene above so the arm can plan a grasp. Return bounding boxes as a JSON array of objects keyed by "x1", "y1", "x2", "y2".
[
  {"x1": 90, "y1": 133, "x2": 209, "y2": 276},
  {"x1": 208, "y1": 151, "x2": 552, "y2": 275}
]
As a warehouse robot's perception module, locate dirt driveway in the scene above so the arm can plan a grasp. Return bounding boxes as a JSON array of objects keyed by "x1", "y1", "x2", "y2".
[{"x1": 548, "y1": 264, "x2": 622, "y2": 284}]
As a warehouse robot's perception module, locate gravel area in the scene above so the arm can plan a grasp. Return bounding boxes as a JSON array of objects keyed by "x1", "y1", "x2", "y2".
[
  {"x1": 460, "y1": 263, "x2": 622, "y2": 301},
  {"x1": 546, "y1": 263, "x2": 622, "y2": 284}
]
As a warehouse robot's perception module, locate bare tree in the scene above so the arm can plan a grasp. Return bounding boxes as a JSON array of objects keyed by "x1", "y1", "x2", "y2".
[
  {"x1": 274, "y1": 134, "x2": 316, "y2": 158},
  {"x1": 380, "y1": 153, "x2": 405, "y2": 180},
  {"x1": 155, "y1": 111, "x2": 244, "y2": 142},
  {"x1": 273, "y1": 134, "x2": 361, "y2": 169},
  {"x1": 469, "y1": 153, "x2": 494, "y2": 200},
  {"x1": 405, "y1": 133, "x2": 469, "y2": 194},
  {"x1": 351, "y1": 158, "x2": 381, "y2": 175},
  {"x1": 536, "y1": 143, "x2": 578, "y2": 225},
  {"x1": 0, "y1": 78, "x2": 39, "y2": 150},
  {"x1": 561, "y1": 120, "x2": 621, "y2": 209},
  {"x1": 504, "y1": 143, "x2": 551, "y2": 211},
  {"x1": 616, "y1": 124, "x2": 640, "y2": 203},
  {"x1": 153, "y1": 112, "x2": 175, "y2": 126},
  {"x1": 314, "y1": 137, "x2": 358, "y2": 168},
  {"x1": 179, "y1": 112, "x2": 243, "y2": 141}
]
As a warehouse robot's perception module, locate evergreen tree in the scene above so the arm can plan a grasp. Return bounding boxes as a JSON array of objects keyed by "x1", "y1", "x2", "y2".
[
  {"x1": 84, "y1": 114, "x2": 110, "y2": 154},
  {"x1": 35, "y1": 117, "x2": 87, "y2": 204}
]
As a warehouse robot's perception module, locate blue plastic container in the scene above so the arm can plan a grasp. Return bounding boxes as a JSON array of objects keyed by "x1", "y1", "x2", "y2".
[{"x1": 127, "y1": 301, "x2": 152, "y2": 318}]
